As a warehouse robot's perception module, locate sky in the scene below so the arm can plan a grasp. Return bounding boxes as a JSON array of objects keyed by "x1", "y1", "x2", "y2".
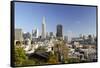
[{"x1": 15, "y1": 2, "x2": 97, "y2": 37}]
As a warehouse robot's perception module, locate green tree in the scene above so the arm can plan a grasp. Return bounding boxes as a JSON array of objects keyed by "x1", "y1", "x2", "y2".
[
  {"x1": 52, "y1": 40, "x2": 69, "y2": 63},
  {"x1": 14, "y1": 46, "x2": 27, "y2": 66},
  {"x1": 14, "y1": 45, "x2": 36, "y2": 66},
  {"x1": 22, "y1": 59, "x2": 35, "y2": 66},
  {"x1": 47, "y1": 52, "x2": 59, "y2": 64},
  {"x1": 67, "y1": 58, "x2": 80, "y2": 63}
]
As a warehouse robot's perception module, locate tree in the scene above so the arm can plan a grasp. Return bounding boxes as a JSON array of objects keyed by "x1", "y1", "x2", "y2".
[
  {"x1": 22, "y1": 59, "x2": 35, "y2": 66},
  {"x1": 14, "y1": 46, "x2": 27, "y2": 66},
  {"x1": 52, "y1": 40, "x2": 69, "y2": 63},
  {"x1": 14, "y1": 45, "x2": 36, "y2": 66},
  {"x1": 67, "y1": 58, "x2": 80, "y2": 63},
  {"x1": 47, "y1": 52, "x2": 59, "y2": 64}
]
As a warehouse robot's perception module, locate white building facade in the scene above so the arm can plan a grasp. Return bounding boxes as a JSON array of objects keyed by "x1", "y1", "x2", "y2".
[{"x1": 42, "y1": 16, "x2": 46, "y2": 39}]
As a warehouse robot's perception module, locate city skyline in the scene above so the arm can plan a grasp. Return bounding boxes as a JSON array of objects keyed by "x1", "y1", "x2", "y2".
[{"x1": 15, "y1": 2, "x2": 96, "y2": 37}]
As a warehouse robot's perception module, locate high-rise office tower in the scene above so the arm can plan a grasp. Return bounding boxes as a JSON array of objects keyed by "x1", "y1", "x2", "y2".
[
  {"x1": 80, "y1": 34, "x2": 84, "y2": 39},
  {"x1": 23, "y1": 32, "x2": 31, "y2": 40},
  {"x1": 46, "y1": 32, "x2": 49, "y2": 37},
  {"x1": 56, "y1": 24, "x2": 63, "y2": 37},
  {"x1": 42, "y1": 16, "x2": 46, "y2": 39},
  {"x1": 32, "y1": 28, "x2": 38, "y2": 38},
  {"x1": 64, "y1": 36, "x2": 68, "y2": 42},
  {"x1": 15, "y1": 28, "x2": 23, "y2": 41},
  {"x1": 50, "y1": 32, "x2": 53, "y2": 37}
]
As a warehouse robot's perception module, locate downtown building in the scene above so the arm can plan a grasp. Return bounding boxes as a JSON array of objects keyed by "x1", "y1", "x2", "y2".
[
  {"x1": 23, "y1": 32, "x2": 31, "y2": 40},
  {"x1": 31, "y1": 28, "x2": 39, "y2": 42},
  {"x1": 50, "y1": 32, "x2": 54, "y2": 37},
  {"x1": 15, "y1": 28, "x2": 23, "y2": 45},
  {"x1": 32, "y1": 28, "x2": 38, "y2": 38},
  {"x1": 15, "y1": 28, "x2": 23, "y2": 41},
  {"x1": 41, "y1": 16, "x2": 46, "y2": 39},
  {"x1": 56, "y1": 24, "x2": 63, "y2": 39},
  {"x1": 64, "y1": 36, "x2": 68, "y2": 42},
  {"x1": 23, "y1": 32, "x2": 31, "y2": 45}
]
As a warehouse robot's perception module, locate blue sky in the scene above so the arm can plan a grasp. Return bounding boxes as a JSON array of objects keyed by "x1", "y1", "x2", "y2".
[{"x1": 15, "y1": 2, "x2": 96, "y2": 37}]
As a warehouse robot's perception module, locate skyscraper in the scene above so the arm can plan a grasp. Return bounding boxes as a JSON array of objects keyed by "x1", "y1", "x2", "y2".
[
  {"x1": 56, "y1": 24, "x2": 63, "y2": 38},
  {"x1": 42, "y1": 16, "x2": 46, "y2": 39},
  {"x1": 15, "y1": 28, "x2": 23, "y2": 41},
  {"x1": 80, "y1": 34, "x2": 83, "y2": 38},
  {"x1": 32, "y1": 28, "x2": 38, "y2": 38},
  {"x1": 64, "y1": 36, "x2": 68, "y2": 42},
  {"x1": 50, "y1": 32, "x2": 53, "y2": 37},
  {"x1": 23, "y1": 32, "x2": 31, "y2": 40}
]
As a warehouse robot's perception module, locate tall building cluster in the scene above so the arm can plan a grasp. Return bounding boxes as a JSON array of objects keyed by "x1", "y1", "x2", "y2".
[
  {"x1": 15, "y1": 16, "x2": 96, "y2": 44},
  {"x1": 15, "y1": 16, "x2": 64, "y2": 41}
]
